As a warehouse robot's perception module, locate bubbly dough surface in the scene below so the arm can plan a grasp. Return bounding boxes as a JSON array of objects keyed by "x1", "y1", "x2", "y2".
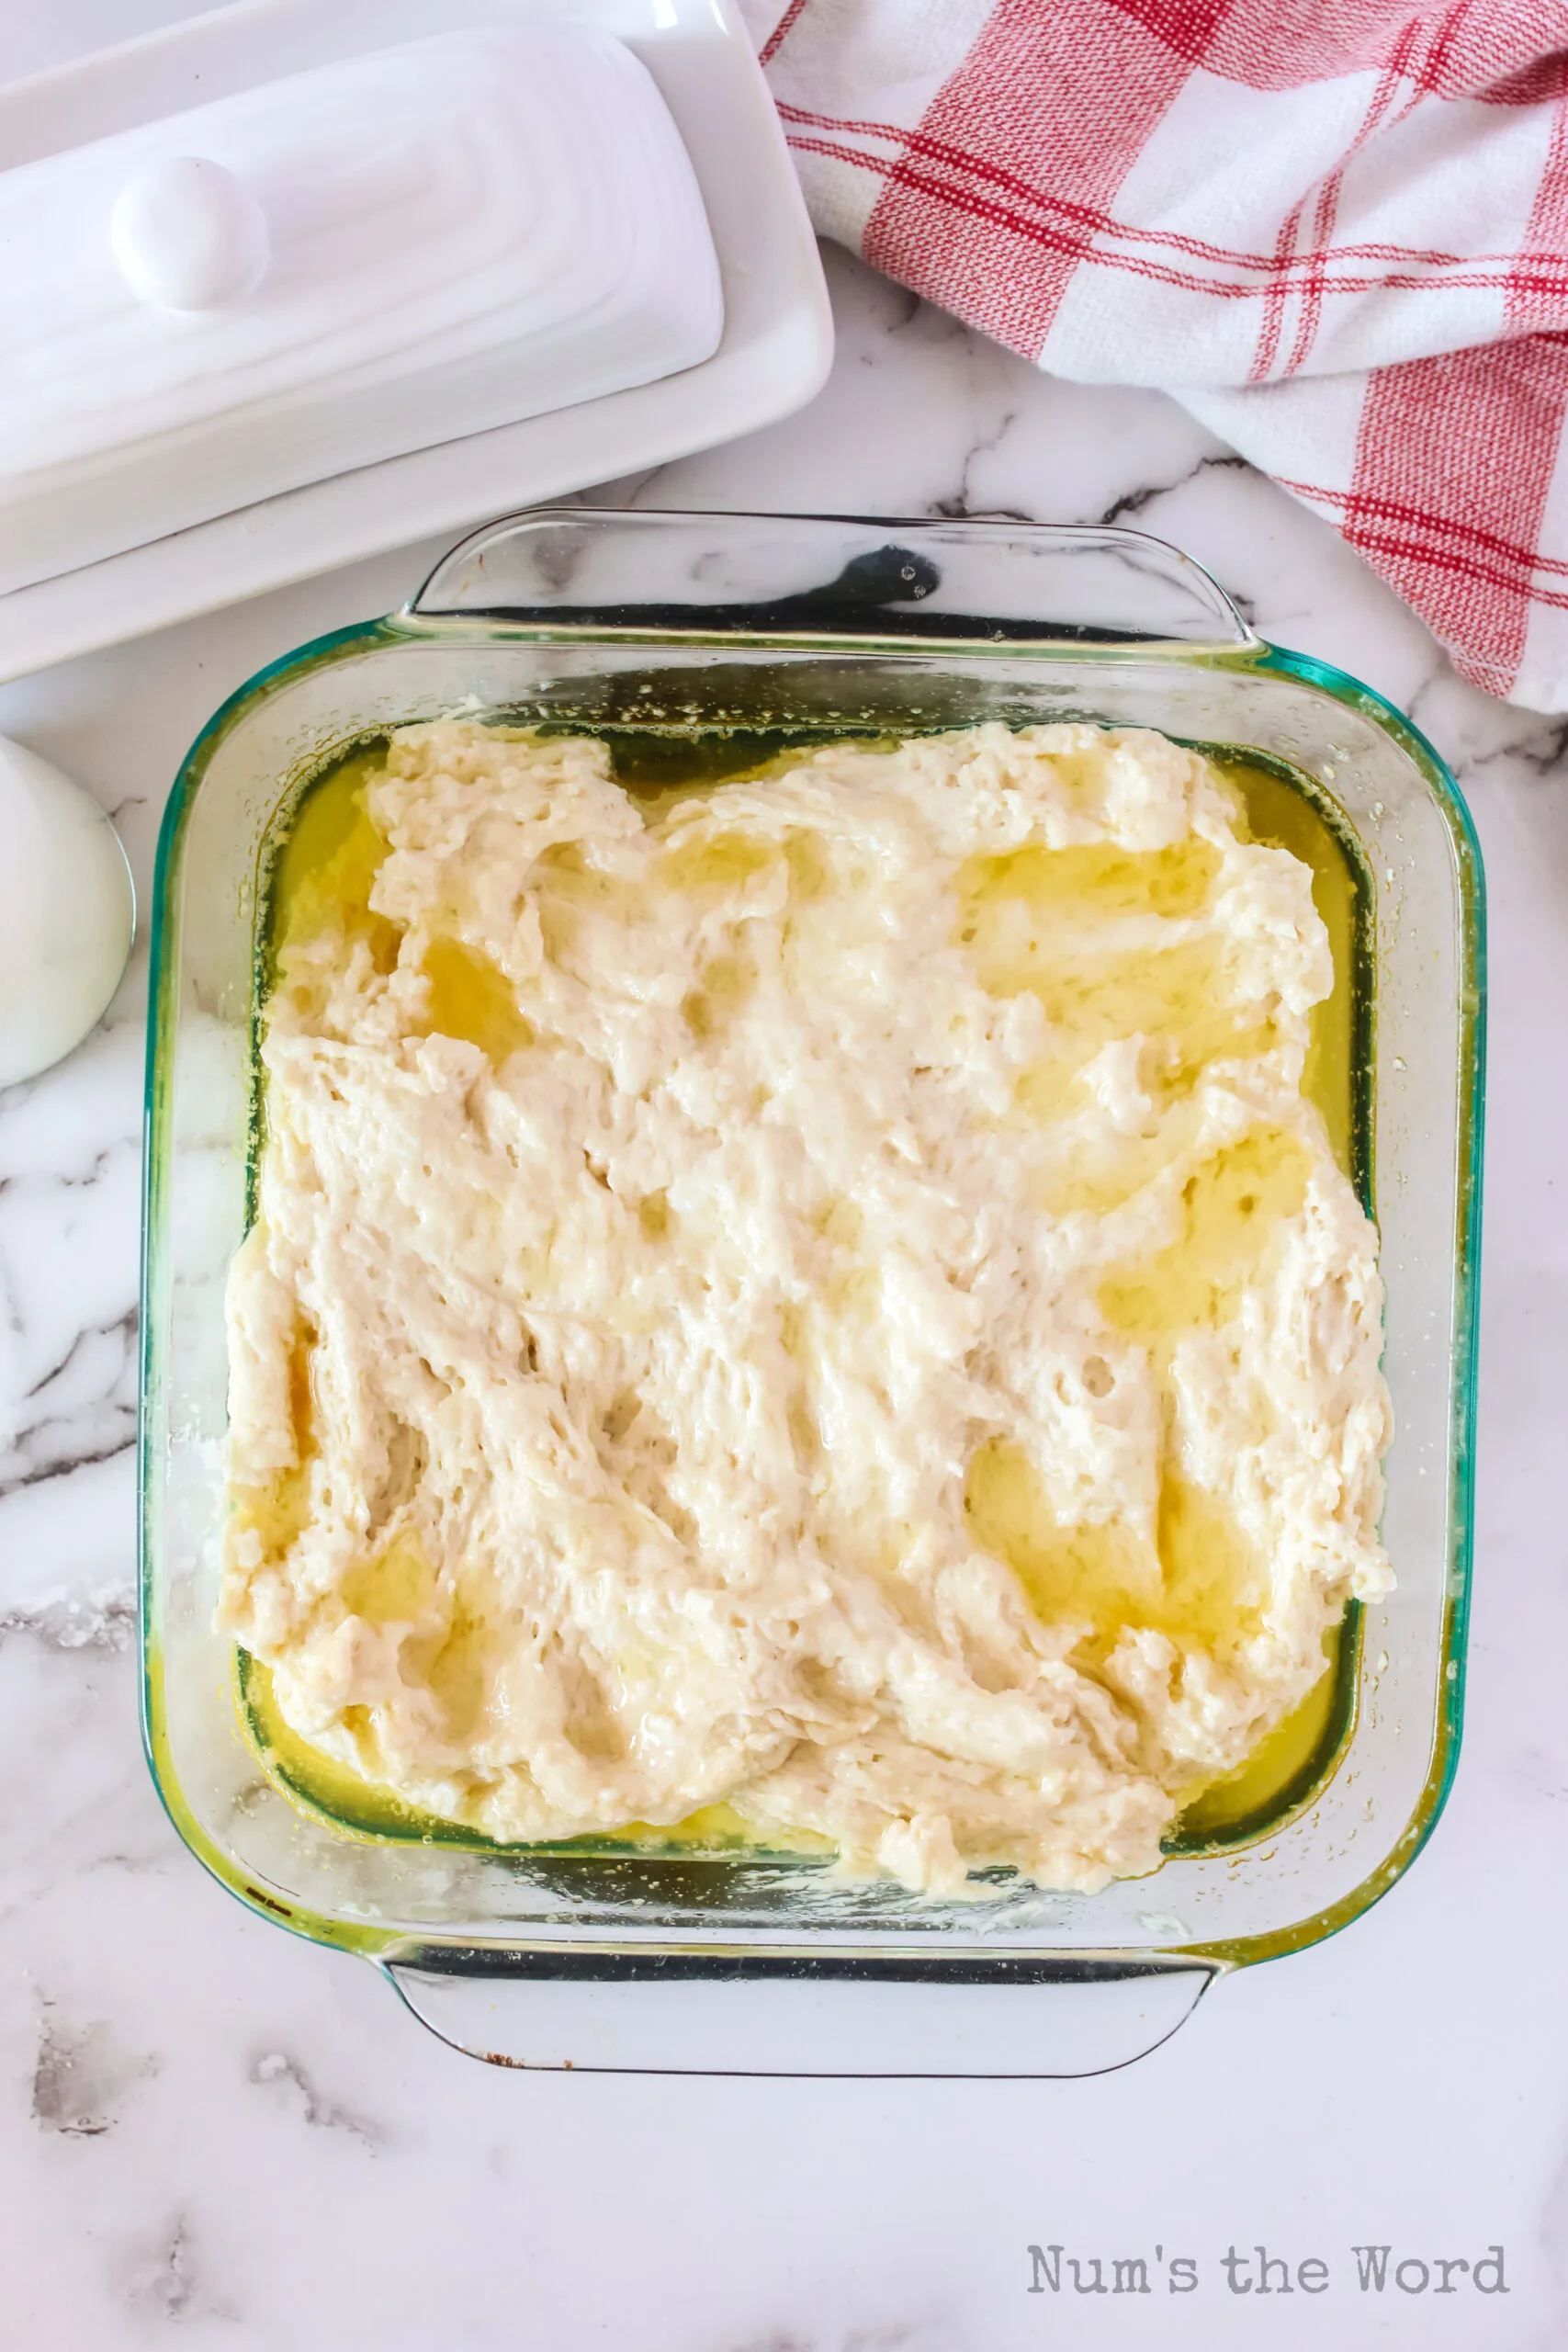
[{"x1": 222, "y1": 719, "x2": 1392, "y2": 1894}]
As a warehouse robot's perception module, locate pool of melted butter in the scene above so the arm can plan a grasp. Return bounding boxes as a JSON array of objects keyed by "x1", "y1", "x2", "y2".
[{"x1": 237, "y1": 728, "x2": 1370, "y2": 1861}]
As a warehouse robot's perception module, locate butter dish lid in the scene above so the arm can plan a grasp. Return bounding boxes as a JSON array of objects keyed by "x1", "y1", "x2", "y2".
[{"x1": 0, "y1": 19, "x2": 723, "y2": 596}]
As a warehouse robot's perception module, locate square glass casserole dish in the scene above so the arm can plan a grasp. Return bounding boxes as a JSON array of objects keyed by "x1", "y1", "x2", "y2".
[{"x1": 140, "y1": 510, "x2": 1483, "y2": 2074}]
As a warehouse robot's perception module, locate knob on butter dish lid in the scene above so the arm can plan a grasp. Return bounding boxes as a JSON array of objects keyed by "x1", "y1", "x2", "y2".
[{"x1": 0, "y1": 22, "x2": 724, "y2": 597}]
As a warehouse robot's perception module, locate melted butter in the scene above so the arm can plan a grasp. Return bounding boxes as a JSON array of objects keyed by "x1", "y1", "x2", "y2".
[
  {"x1": 1099, "y1": 1127, "x2": 1312, "y2": 1336},
  {"x1": 226, "y1": 1321, "x2": 316, "y2": 1560},
  {"x1": 1232, "y1": 758, "x2": 1361, "y2": 1180},
  {"x1": 1177, "y1": 1654, "x2": 1339, "y2": 1838},
  {"x1": 419, "y1": 1600, "x2": 490, "y2": 1746},
  {"x1": 962, "y1": 839, "x2": 1225, "y2": 922},
  {"x1": 533, "y1": 837, "x2": 643, "y2": 969},
  {"x1": 228, "y1": 1465, "x2": 311, "y2": 1564},
  {"x1": 241, "y1": 1654, "x2": 429, "y2": 1837},
  {"x1": 266, "y1": 744, "x2": 534, "y2": 1061},
  {"x1": 339, "y1": 1530, "x2": 435, "y2": 1626},
  {"x1": 964, "y1": 1437, "x2": 1346, "y2": 1837},
  {"x1": 684, "y1": 946, "x2": 757, "y2": 1041},
  {"x1": 1041, "y1": 1110, "x2": 1206, "y2": 1219},
  {"x1": 953, "y1": 755, "x2": 1365, "y2": 1839},
  {"x1": 417, "y1": 936, "x2": 534, "y2": 1061},
  {"x1": 243, "y1": 734, "x2": 1368, "y2": 1858},
  {"x1": 268, "y1": 746, "x2": 397, "y2": 972},
  {"x1": 240, "y1": 1651, "x2": 829, "y2": 1854},
  {"x1": 657, "y1": 830, "x2": 777, "y2": 893},
  {"x1": 960, "y1": 768, "x2": 1361, "y2": 1187},
  {"x1": 964, "y1": 1440, "x2": 1261, "y2": 1656}
]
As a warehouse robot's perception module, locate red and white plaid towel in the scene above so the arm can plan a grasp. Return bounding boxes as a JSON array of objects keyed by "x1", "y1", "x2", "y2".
[{"x1": 744, "y1": 0, "x2": 1568, "y2": 709}]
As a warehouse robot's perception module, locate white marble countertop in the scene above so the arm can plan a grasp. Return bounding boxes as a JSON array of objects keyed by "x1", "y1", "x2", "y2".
[{"x1": 6, "y1": 11, "x2": 1568, "y2": 2349}]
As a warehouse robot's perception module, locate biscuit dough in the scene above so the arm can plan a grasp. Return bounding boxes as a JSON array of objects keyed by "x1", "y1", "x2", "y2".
[{"x1": 222, "y1": 719, "x2": 1392, "y2": 1893}]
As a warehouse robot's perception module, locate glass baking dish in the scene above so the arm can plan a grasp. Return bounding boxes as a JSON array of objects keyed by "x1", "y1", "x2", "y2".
[{"x1": 140, "y1": 510, "x2": 1483, "y2": 2074}]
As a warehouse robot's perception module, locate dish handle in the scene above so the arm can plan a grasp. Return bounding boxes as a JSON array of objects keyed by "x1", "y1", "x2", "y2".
[
  {"x1": 380, "y1": 1951, "x2": 1222, "y2": 2076},
  {"x1": 406, "y1": 507, "x2": 1258, "y2": 651}
]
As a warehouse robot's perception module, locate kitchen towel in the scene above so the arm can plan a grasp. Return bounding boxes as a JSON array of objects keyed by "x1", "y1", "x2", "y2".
[{"x1": 744, "y1": 0, "x2": 1568, "y2": 710}]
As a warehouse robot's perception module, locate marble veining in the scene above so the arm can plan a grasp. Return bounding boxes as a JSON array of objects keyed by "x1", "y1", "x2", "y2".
[
  {"x1": 1, "y1": 8, "x2": 1567, "y2": 2328},
  {"x1": 247, "y1": 2050, "x2": 385, "y2": 2151},
  {"x1": 31, "y1": 1999, "x2": 158, "y2": 2138},
  {"x1": 118, "y1": 2212, "x2": 237, "y2": 2327}
]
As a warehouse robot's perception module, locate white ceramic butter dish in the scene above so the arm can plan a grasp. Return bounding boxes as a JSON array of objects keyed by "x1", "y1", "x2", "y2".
[
  {"x1": 0, "y1": 22, "x2": 722, "y2": 596},
  {"x1": 0, "y1": 0, "x2": 832, "y2": 682}
]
